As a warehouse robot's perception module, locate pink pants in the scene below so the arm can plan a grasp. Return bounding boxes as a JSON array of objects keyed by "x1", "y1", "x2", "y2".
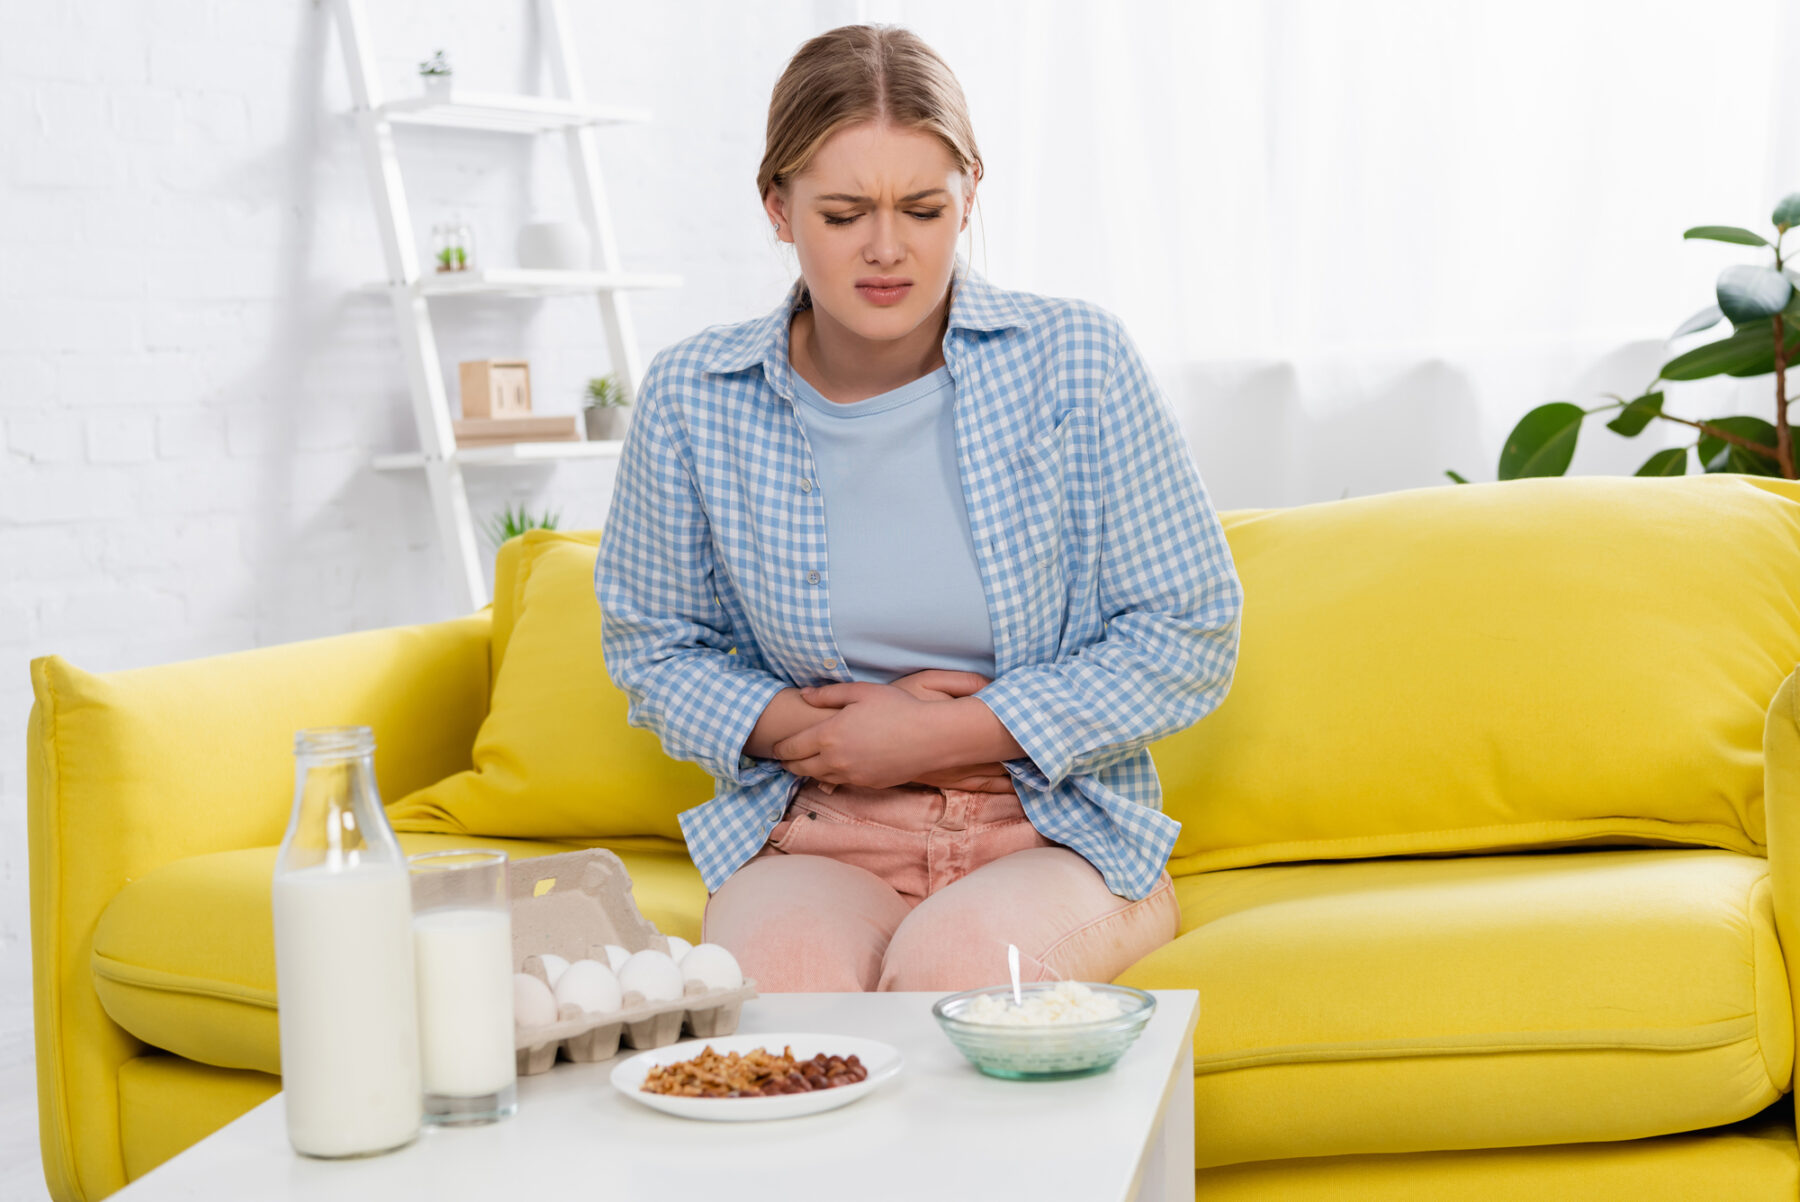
[{"x1": 701, "y1": 780, "x2": 1181, "y2": 992}]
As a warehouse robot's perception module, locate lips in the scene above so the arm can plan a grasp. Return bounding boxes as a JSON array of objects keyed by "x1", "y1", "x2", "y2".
[{"x1": 856, "y1": 281, "x2": 912, "y2": 305}]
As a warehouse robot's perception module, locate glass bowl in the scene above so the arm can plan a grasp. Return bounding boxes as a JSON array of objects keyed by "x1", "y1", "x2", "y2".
[{"x1": 931, "y1": 983, "x2": 1157, "y2": 1080}]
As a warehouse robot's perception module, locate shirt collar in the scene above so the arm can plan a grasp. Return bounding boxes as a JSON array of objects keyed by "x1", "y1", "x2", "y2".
[{"x1": 699, "y1": 256, "x2": 1027, "y2": 381}]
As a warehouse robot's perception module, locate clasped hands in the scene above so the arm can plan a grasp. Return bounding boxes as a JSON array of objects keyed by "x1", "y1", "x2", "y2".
[{"x1": 766, "y1": 669, "x2": 1023, "y2": 794}]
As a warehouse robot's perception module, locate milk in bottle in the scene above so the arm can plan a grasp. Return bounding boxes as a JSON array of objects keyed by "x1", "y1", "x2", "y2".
[{"x1": 271, "y1": 726, "x2": 421, "y2": 1158}]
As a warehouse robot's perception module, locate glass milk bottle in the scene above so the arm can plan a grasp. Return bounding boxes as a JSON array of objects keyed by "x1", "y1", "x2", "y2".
[{"x1": 272, "y1": 726, "x2": 421, "y2": 1158}]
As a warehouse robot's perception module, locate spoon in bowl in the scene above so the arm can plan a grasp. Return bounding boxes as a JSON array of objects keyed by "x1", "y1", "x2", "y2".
[{"x1": 1007, "y1": 943, "x2": 1024, "y2": 1007}]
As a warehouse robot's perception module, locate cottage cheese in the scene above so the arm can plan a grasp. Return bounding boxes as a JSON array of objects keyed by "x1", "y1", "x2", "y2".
[{"x1": 961, "y1": 981, "x2": 1124, "y2": 1026}]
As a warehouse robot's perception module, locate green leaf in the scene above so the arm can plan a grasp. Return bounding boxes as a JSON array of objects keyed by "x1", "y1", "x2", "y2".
[
  {"x1": 1660, "y1": 318, "x2": 1800, "y2": 379},
  {"x1": 1670, "y1": 304, "x2": 1723, "y2": 339},
  {"x1": 1498, "y1": 402, "x2": 1583, "y2": 480},
  {"x1": 1444, "y1": 469, "x2": 1470, "y2": 484},
  {"x1": 1684, "y1": 225, "x2": 1770, "y2": 247},
  {"x1": 1605, "y1": 391, "x2": 1664, "y2": 437},
  {"x1": 1634, "y1": 447, "x2": 1687, "y2": 476},
  {"x1": 1717, "y1": 264, "x2": 1793, "y2": 325},
  {"x1": 1726, "y1": 443, "x2": 1785, "y2": 476},
  {"x1": 1773, "y1": 192, "x2": 1800, "y2": 231},
  {"x1": 1696, "y1": 416, "x2": 1779, "y2": 475}
]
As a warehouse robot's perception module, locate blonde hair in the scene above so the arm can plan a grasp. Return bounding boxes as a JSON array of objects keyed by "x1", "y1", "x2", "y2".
[{"x1": 759, "y1": 25, "x2": 983, "y2": 263}]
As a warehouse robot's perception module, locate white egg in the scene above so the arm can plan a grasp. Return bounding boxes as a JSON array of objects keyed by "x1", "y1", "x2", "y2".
[
  {"x1": 513, "y1": 972, "x2": 558, "y2": 1028},
  {"x1": 536, "y1": 953, "x2": 570, "y2": 988},
  {"x1": 679, "y1": 943, "x2": 744, "y2": 991},
  {"x1": 664, "y1": 934, "x2": 694, "y2": 962},
  {"x1": 552, "y1": 958, "x2": 623, "y2": 1015},
  {"x1": 616, "y1": 948, "x2": 685, "y2": 1002},
  {"x1": 602, "y1": 944, "x2": 631, "y2": 974}
]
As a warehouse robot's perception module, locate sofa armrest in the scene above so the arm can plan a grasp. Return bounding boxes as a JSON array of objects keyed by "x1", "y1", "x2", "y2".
[
  {"x1": 1762, "y1": 664, "x2": 1800, "y2": 1095},
  {"x1": 28, "y1": 610, "x2": 492, "y2": 1202}
]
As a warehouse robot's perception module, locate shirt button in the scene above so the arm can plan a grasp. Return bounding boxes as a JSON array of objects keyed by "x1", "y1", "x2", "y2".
[
  {"x1": 770, "y1": 810, "x2": 783, "y2": 821},
  {"x1": 823, "y1": 658, "x2": 838, "y2": 670},
  {"x1": 800, "y1": 478, "x2": 813, "y2": 493},
  {"x1": 806, "y1": 570, "x2": 820, "y2": 584}
]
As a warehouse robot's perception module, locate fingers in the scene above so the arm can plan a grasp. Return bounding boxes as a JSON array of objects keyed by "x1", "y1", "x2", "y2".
[
  {"x1": 799, "y1": 682, "x2": 887, "y2": 708},
  {"x1": 895, "y1": 669, "x2": 991, "y2": 698},
  {"x1": 771, "y1": 727, "x2": 819, "y2": 762},
  {"x1": 890, "y1": 682, "x2": 953, "y2": 703},
  {"x1": 781, "y1": 756, "x2": 831, "y2": 781}
]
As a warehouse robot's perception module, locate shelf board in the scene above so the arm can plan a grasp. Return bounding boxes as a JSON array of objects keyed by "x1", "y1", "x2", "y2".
[
  {"x1": 373, "y1": 439, "x2": 624, "y2": 471},
  {"x1": 377, "y1": 91, "x2": 649, "y2": 133},
  {"x1": 370, "y1": 269, "x2": 683, "y2": 298}
]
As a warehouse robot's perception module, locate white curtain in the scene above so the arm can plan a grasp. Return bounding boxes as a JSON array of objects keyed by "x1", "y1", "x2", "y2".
[{"x1": 847, "y1": 0, "x2": 1800, "y2": 507}]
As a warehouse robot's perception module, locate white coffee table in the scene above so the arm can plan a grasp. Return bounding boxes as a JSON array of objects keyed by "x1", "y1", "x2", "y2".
[{"x1": 115, "y1": 990, "x2": 1198, "y2": 1201}]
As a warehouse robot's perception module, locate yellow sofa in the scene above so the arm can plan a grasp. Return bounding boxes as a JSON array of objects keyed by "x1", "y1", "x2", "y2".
[{"x1": 28, "y1": 474, "x2": 1800, "y2": 1200}]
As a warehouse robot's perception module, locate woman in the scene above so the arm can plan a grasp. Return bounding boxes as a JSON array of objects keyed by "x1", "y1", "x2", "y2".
[{"x1": 596, "y1": 24, "x2": 1242, "y2": 992}]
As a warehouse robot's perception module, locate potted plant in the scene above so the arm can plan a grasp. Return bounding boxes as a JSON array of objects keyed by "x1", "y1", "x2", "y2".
[
  {"x1": 1451, "y1": 191, "x2": 1800, "y2": 482},
  {"x1": 482, "y1": 501, "x2": 560, "y2": 551},
  {"x1": 583, "y1": 374, "x2": 631, "y2": 441},
  {"x1": 419, "y1": 50, "x2": 453, "y2": 100},
  {"x1": 430, "y1": 216, "x2": 474, "y2": 273}
]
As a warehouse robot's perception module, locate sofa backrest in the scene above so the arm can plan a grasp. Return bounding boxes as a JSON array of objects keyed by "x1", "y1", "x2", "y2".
[
  {"x1": 503, "y1": 476, "x2": 1800, "y2": 877},
  {"x1": 1156, "y1": 474, "x2": 1800, "y2": 875}
]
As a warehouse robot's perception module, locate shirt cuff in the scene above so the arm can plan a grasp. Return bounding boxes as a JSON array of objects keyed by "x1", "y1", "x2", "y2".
[
  {"x1": 706, "y1": 671, "x2": 792, "y2": 787},
  {"x1": 975, "y1": 674, "x2": 1072, "y2": 790}
]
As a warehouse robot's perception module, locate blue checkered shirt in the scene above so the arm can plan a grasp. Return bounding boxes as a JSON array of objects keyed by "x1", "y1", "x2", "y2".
[{"x1": 595, "y1": 262, "x2": 1242, "y2": 900}]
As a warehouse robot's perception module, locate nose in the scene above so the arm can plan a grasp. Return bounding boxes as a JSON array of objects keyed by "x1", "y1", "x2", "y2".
[{"x1": 863, "y1": 208, "x2": 904, "y2": 265}]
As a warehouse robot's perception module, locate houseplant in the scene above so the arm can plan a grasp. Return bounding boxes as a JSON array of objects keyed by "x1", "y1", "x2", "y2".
[
  {"x1": 1451, "y1": 192, "x2": 1800, "y2": 482},
  {"x1": 483, "y1": 502, "x2": 560, "y2": 550},
  {"x1": 582, "y1": 374, "x2": 630, "y2": 442},
  {"x1": 419, "y1": 50, "x2": 453, "y2": 100}
]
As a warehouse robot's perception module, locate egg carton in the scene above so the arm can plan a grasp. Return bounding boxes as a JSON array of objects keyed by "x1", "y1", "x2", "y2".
[
  {"x1": 506, "y1": 848, "x2": 759, "y2": 1076},
  {"x1": 513, "y1": 969, "x2": 759, "y2": 1075}
]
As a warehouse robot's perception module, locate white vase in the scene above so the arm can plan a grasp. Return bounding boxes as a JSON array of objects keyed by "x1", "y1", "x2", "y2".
[
  {"x1": 516, "y1": 219, "x2": 591, "y2": 271},
  {"x1": 584, "y1": 407, "x2": 628, "y2": 442},
  {"x1": 422, "y1": 74, "x2": 453, "y2": 100}
]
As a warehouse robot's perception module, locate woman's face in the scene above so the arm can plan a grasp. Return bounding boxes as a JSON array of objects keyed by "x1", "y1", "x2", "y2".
[{"x1": 765, "y1": 121, "x2": 975, "y2": 346}]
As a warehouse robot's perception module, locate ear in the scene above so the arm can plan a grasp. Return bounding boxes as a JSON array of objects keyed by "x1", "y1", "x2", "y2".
[{"x1": 763, "y1": 187, "x2": 790, "y2": 237}]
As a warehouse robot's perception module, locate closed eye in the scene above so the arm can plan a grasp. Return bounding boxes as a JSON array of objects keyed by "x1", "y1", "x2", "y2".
[{"x1": 822, "y1": 209, "x2": 944, "y2": 226}]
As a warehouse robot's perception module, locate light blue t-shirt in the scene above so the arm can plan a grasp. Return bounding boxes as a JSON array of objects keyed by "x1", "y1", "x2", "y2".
[{"x1": 788, "y1": 363, "x2": 998, "y2": 685}]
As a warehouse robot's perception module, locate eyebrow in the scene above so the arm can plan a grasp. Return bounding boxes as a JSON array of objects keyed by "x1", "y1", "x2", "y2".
[{"x1": 814, "y1": 188, "x2": 949, "y2": 204}]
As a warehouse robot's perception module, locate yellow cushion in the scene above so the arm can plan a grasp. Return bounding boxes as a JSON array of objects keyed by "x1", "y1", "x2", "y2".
[
  {"x1": 89, "y1": 832, "x2": 708, "y2": 1075},
  {"x1": 1116, "y1": 847, "x2": 1792, "y2": 1168},
  {"x1": 387, "y1": 529, "x2": 715, "y2": 842},
  {"x1": 1194, "y1": 1097, "x2": 1798, "y2": 1202},
  {"x1": 1152, "y1": 475, "x2": 1800, "y2": 876}
]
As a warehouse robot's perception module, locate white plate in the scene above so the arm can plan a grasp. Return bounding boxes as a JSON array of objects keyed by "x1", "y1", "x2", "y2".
[{"x1": 610, "y1": 1032, "x2": 903, "y2": 1122}]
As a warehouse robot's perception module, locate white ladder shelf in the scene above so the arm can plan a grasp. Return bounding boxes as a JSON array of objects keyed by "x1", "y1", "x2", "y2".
[{"x1": 329, "y1": 0, "x2": 678, "y2": 612}]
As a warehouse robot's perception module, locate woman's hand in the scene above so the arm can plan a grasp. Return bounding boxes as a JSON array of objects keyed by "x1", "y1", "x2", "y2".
[
  {"x1": 774, "y1": 672, "x2": 1025, "y2": 793},
  {"x1": 887, "y1": 669, "x2": 994, "y2": 703},
  {"x1": 772, "y1": 683, "x2": 945, "y2": 788},
  {"x1": 887, "y1": 672, "x2": 1015, "y2": 792}
]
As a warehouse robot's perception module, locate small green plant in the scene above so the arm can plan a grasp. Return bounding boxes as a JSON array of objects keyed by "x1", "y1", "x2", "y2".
[
  {"x1": 435, "y1": 247, "x2": 456, "y2": 272},
  {"x1": 583, "y1": 374, "x2": 628, "y2": 410},
  {"x1": 419, "y1": 50, "x2": 452, "y2": 77},
  {"x1": 1451, "y1": 191, "x2": 1800, "y2": 483},
  {"x1": 483, "y1": 501, "x2": 560, "y2": 549}
]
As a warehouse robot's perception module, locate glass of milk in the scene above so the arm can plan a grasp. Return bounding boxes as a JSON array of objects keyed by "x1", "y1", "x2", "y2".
[
  {"x1": 407, "y1": 849, "x2": 518, "y2": 1125},
  {"x1": 272, "y1": 727, "x2": 422, "y2": 1158}
]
